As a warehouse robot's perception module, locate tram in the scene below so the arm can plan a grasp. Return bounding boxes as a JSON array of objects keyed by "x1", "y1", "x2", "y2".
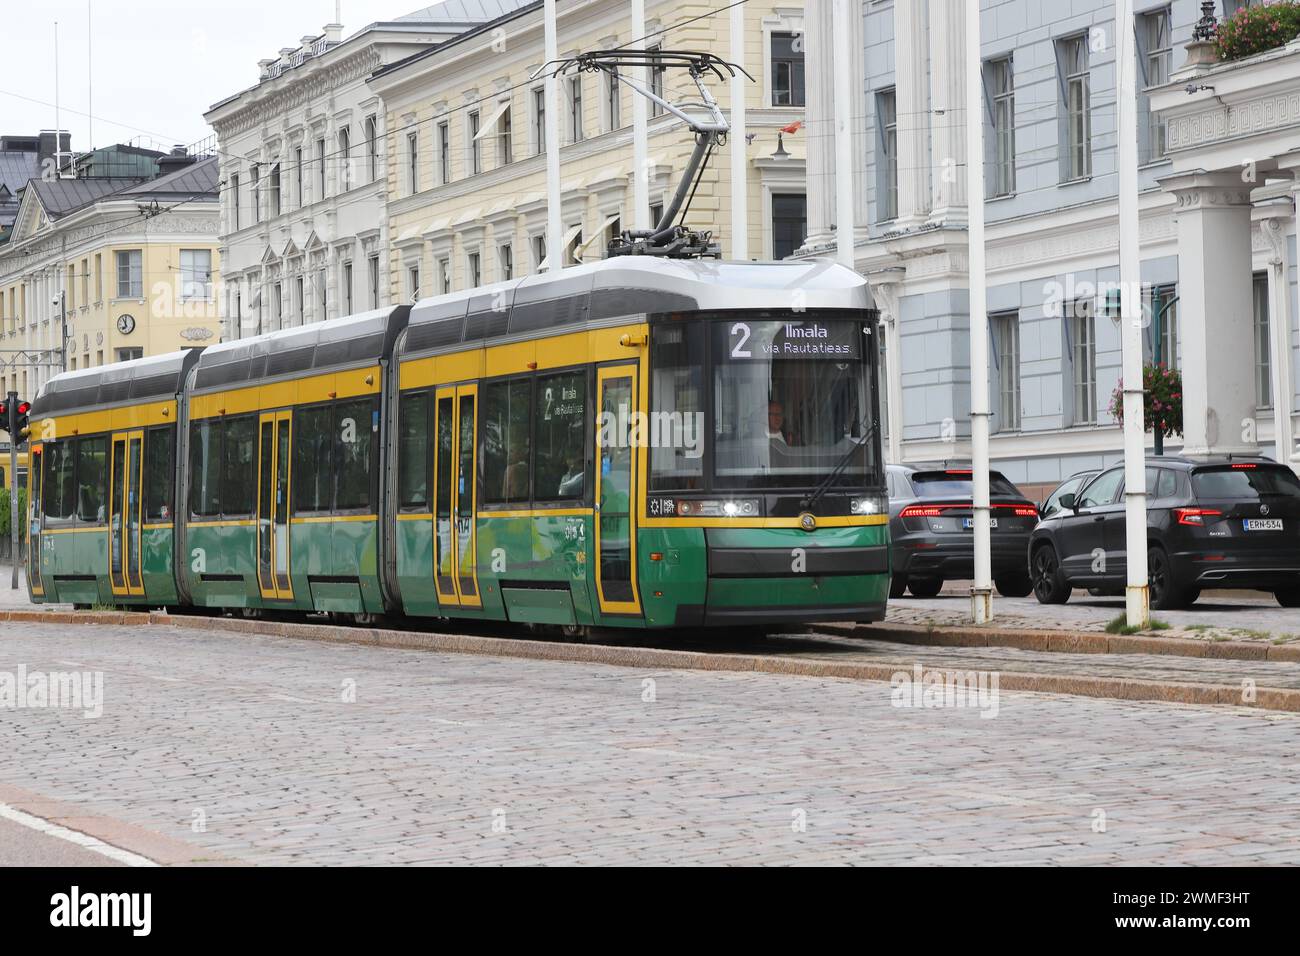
[{"x1": 24, "y1": 256, "x2": 889, "y2": 630}]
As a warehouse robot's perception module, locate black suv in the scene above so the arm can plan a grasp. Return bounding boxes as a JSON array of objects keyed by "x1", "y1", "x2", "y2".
[
  {"x1": 887, "y1": 464, "x2": 1040, "y2": 599},
  {"x1": 1029, "y1": 456, "x2": 1300, "y2": 609}
]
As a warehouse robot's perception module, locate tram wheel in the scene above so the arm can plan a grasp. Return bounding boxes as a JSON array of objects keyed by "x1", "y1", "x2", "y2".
[{"x1": 352, "y1": 612, "x2": 379, "y2": 627}]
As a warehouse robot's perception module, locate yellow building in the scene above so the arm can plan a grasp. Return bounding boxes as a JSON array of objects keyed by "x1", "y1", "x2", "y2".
[
  {"x1": 0, "y1": 154, "x2": 222, "y2": 402},
  {"x1": 367, "y1": 0, "x2": 807, "y2": 301}
]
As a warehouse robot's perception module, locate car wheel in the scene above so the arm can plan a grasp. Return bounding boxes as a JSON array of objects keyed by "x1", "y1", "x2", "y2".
[
  {"x1": 994, "y1": 571, "x2": 1033, "y2": 598},
  {"x1": 1148, "y1": 546, "x2": 1193, "y2": 610},
  {"x1": 1031, "y1": 544, "x2": 1071, "y2": 604},
  {"x1": 1275, "y1": 587, "x2": 1300, "y2": 608},
  {"x1": 889, "y1": 575, "x2": 908, "y2": 599},
  {"x1": 907, "y1": 577, "x2": 943, "y2": 598}
]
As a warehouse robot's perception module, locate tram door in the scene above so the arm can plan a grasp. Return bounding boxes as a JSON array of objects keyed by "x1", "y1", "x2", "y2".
[
  {"x1": 433, "y1": 384, "x2": 480, "y2": 608},
  {"x1": 27, "y1": 444, "x2": 43, "y2": 596},
  {"x1": 108, "y1": 430, "x2": 145, "y2": 597},
  {"x1": 257, "y1": 411, "x2": 294, "y2": 600},
  {"x1": 594, "y1": 365, "x2": 641, "y2": 616}
]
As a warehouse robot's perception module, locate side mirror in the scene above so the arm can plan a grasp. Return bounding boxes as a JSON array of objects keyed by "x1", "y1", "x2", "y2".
[{"x1": 1058, "y1": 492, "x2": 1076, "y2": 510}]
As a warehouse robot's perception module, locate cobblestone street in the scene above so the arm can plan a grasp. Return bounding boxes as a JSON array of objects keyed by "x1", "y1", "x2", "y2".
[{"x1": 3, "y1": 618, "x2": 1299, "y2": 865}]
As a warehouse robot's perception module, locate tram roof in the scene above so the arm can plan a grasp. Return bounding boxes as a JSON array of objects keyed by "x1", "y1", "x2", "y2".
[
  {"x1": 190, "y1": 306, "x2": 410, "y2": 392},
  {"x1": 32, "y1": 349, "x2": 202, "y2": 418},
  {"x1": 400, "y1": 257, "x2": 872, "y2": 357}
]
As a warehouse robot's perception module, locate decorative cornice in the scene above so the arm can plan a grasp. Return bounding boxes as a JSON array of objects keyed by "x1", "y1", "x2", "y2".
[{"x1": 1166, "y1": 89, "x2": 1300, "y2": 152}]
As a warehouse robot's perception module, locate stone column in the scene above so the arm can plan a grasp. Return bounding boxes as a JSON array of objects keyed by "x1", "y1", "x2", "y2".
[
  {"x1": 1162, "y1": 170, "x2": 1257, "y2": 455},
  {"x1": 800, "y1": 0, "x2": 835, "y2": 249},
  {"x1": 893, "y1": 0, "x2": 931, "y2": 229},
  {"x1": 926, "y1": 0, "x2": 966, "y2": 227}
]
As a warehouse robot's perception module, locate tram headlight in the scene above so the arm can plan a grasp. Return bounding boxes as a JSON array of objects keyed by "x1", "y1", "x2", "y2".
[
  {"x1": 677, "y1": 498, "x2": 761, "y2": 518},
  {"x1": 850, "y1": 495, "x2": 887, "y2": 516}
]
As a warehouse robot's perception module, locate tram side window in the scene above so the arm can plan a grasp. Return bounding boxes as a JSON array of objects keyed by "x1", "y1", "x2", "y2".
[
  {"x1": 43, "y1": 441, "x2": 76, "y2": 521},
  {"x1": 535, "y1": 370, "x2": 586, "y2": 500},
  {"x1": 293, "y1": 405, "x2": 335, "y2": 514},
  {"x1": 649, "y1": 323, "x2": 705, "y2": 491},
  {"x1": 144, "y1": 427, "x2": 175, "y2": 520},
  {"x1": 398, "y1": 391, "x2": 430, "y2": 508},
  {"x1": 482, "y1": 378, "x2": 532, "y2": 505},
  {"x1": 75, "y1": 437, "x2": 108, "y2": 523},
  {"x1": 222, "y1": 417, "x2": 257, "y2": 516},
  {"x1": 189, "y1": 420, "x2": 223, "y2": 517},
  {"x1": 335, "y1": 398, "x2": 375, "y2": 511}
]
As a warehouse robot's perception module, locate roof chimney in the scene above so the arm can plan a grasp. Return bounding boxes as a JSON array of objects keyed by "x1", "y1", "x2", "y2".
[{"x1": 157, "y1": 145, "x2": 196, "y2": 177}]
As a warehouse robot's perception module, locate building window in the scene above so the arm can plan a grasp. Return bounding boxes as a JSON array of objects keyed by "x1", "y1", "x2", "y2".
[
  {"x1": 992, "y1": 312, "x2": 1021, "y2": 431},
  {"x1": 468, "y1": 110, "x2": 481, "y2": 175},
  {"x1": 1253, "y1": 272, "x2": 1271, "y2": 408},
  {"x1": 230, "y1": 172, "x2": 240, "y2": 230},
  {"x1": 250, "y1": 166, "x2": 261, "y2": 223},
  {"x1": 648, "y1": 46, "x2": 666, "y2": 116},
  {"x1": 338, "y1": 126, "x2": 351, "y2": 190},
  {"x1": 498, "y1": 106, "x2": 513, "y2": 166},
  {"x1": 467, "y1": 252, "x2": 481, "y2": 288},
  {"x1": 771, "y1": 193, "x2": 807, "y2": 260},
  {"x1": 408, "y1": 264, "x2": 420, "y2": 303},
  {"x1": 499, "y1": 244, "x2": 513, "y2": 281},
  {"x1": 316, "y1": 137, "x2": 327, "y2": 199},
  {"x1": 877, "y1": 89, "x2": 898, "y2": 221},
  {"x1": 365, "y1": 116, "x2": 378, "y2": 182},
  {"x1": 439, "y1": 258, "x2": 451, "y2": 294},
  {"x1": 368, "y1": 255, "x2": 380, "y2": 309},
  {"x1": 1068, "y1": 301, "x2": 1096, "y2": 425},
  {"x1": 180, "y1": 250, "x2": 213, "y2": 301},
  {"x1": 116, "y1": 347, "x2": 143, "y2": 363},
  {"x1": 273, "y1": 282, "x2": 283, "y2": 329},
  {"x1": 603, "y1": 215, "x2": 621, "y2": 258},
  {"x1": 1140, "y1": 8, "x2": 1171, "y2": 164},
  {"x1": 343, "y1": 260, "x2": 354, "y2": 316},
  {"x1": 294, "y1": 147, "x2": 303, "y2": 207},
  {"x1": 649, "y1": 202, "x2": 663, "y2": 228},
  {"x1": 115, "y1": 250, "x2": 142, "y2": 298},
  {"x1": 988, "y1": 56, "x2": 1015, "y2": 197},
  {"x1": 1146, "y1": 284, "x2": 1178, "y2": 369},
  {"x1": 1059, "y1": 35, "x2": 1092, "y2": 181},
  {"x1": 568, "y1": 77, "x2": 584, "y2": 143},
  {"x1": 80, "y1": 259, "x2": 89, "y2": 306},
  {"x1": 295, "y1": 276, "x2": 304, "y2": 324},
  {"x1": 533, "y1": 88, "x2": 546, "y2": 154},
  {"x1": 606, "y1": 68, "x2": 621, "y2": 130},
  {"x1": 408, "y1": 132, "x2": 419, "y2": 194},
  {"x1": 438, "y1": 122, "x2": 450, "y2": 184},
  {"x1": 533, "y1": 234, "x2": 546, "y2": 272},
  {"x1": 269, "y1": 163, "x2": 281, "y2": 216},
  {"x1": 771, "y1": 32, "x2": 805, "y2": 107}
]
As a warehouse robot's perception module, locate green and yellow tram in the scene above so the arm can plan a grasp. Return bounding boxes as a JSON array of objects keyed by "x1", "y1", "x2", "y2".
[{"x1": 25, "y1": 257, "x2": 889, "y2": 629}]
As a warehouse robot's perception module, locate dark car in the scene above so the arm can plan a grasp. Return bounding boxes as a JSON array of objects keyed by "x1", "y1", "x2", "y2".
[
  {"x1": 1029, "y1": 455, "x2": 1300, "y2": 609},
  {"x1": 886, "y1": 464, "x2": 1040, "y2": 599}
]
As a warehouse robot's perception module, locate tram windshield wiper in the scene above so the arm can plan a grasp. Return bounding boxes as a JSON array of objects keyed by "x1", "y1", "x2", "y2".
[{"x1": 799, "y1": 422, "x2": 879, "y2": 512}]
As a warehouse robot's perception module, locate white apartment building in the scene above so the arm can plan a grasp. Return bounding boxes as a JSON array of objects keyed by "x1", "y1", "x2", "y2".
[{"x1": 205, "y1": 3, "x2": 530, "y2": 340}]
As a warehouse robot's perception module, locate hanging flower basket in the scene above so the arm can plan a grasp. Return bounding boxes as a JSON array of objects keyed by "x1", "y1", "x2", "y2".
[
  {"x1": 1109, "y1": 364, "x2": 1183, "y2": 439},
  {"x1": 1216, "y1": 1, "x2": 1300, "y2": 61}
]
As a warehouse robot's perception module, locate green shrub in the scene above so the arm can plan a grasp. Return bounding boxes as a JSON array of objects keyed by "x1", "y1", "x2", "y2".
[{"x1": 1216, "y1": 1, "x2": 1300, "y2": 61}]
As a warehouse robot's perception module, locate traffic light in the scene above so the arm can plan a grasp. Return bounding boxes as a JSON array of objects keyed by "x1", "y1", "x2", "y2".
[{"x1": 1, "y1": 392, "x2": 30, "y2": 440}]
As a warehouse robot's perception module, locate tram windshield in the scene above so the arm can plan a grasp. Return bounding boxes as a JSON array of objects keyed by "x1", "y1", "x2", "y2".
[{"x1": 650, "y1": 313, "x2": 879, "y2": 492}]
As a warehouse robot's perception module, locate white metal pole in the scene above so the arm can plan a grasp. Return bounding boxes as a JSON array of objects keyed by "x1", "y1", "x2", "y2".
[
  {"x1": 544, "y1": 0, "x2": 563, "y2": 270},
  {"x1": 730, "y1": 2, "x2": 748, "y2": 259},
  {"x1": 54, "y1": 22, "x2": 62, "y2": 175},
  {"x1": 831, "y1": 0, "x2": 854, "y2": 269},
  {"x1": 1116, "y1": 0, "x2": 1150, "y2": 627},
  {"x1": 965, "y1": 0, "x2": 993, "y2": 624},
  {"x1": 631, "y1": 0, "x2": 649, "y2": 229},
  {"x1": 88, "y1": 1, "x2": 93, "y2": 150}
]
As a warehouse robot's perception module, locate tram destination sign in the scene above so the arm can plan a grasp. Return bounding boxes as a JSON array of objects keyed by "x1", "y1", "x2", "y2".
[{"x1": 720, "y1": 320, "x2": 862, "y2": 361}]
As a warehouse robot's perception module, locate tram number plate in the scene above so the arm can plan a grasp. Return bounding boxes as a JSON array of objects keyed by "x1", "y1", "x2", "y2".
[
  {"x1": 962, "y1": 517, "x2": 998, "y2": 529},
  {"x1": 648, "y1": 498, "x2": 676, "y2": 518},
  {"x1": 1243, "y1": 518, "x2": 1282, "y2": 531}
]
